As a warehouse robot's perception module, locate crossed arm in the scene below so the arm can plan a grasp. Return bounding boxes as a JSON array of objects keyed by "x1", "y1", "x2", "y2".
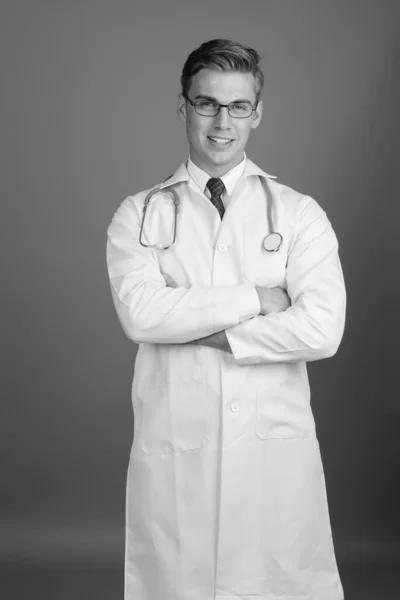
[
  {"x1": 173, "y1": 283, "x2": 291, "y2": 353},
  {"x1": 161, "y1": 272, "x2": 233, "y2": 351},
  {"x1": 107, "y1": 195, "x2": 346, "y2": 365}
]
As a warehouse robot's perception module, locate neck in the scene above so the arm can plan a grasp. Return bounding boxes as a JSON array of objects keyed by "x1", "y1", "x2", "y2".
[{"x1": 189, "y1": 154, "x2": 245, "y2": 179}]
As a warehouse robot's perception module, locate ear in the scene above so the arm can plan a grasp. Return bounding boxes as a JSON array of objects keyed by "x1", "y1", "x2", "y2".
[
  {"x1": 177, "y1": 93, "x2": 187, "y2": 123},
  {"x1": 251, "y1": 100, "x2": 263, "y2": 129}
]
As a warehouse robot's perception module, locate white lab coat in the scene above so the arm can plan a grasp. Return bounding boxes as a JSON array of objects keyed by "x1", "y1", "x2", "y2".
[{"x1": 106, "y1": 158, "x2": 346, "y2": 600}]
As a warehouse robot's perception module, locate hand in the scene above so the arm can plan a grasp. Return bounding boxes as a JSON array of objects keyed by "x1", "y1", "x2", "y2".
[
  {"x1": 163, "y1": 273, "x2": 179, "y2": 288},
  {"x1": 255, "y1": 286, "x2": 291, "y2": 316},
  {"x1": 192, "y1": 331, "x2": 232, "y2": 353}
]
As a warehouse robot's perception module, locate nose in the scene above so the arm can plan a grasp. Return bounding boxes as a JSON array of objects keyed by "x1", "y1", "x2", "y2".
[{"x1": 213, "y1": 106, "x2": 232, "y2": 129}]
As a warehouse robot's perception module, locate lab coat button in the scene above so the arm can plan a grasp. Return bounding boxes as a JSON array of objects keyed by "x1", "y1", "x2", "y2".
[
  {"x1": 230, "y1": 402, "x2": 240, "y2": 413},
  {"x1": 218, "y1": 243, "x2": 228, "y2": 252}
]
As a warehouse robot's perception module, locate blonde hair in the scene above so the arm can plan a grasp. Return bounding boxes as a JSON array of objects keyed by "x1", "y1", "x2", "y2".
[{"x1": 181, "y1": 39, "x2": 264, "y2": 103}]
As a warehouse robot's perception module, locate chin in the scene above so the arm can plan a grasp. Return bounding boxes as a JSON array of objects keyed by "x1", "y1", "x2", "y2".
[
  {"x1": 207, "y1": 149, "x2": 237, "y2": 163},
  {"x1": 209, "y1": 154, "x2": 230, "y2": 165}
]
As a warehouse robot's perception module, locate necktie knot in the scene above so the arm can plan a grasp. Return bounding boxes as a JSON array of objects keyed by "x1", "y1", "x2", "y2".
[{"x1": 206, "y1": 177, "x2": 225, "y2": 198}]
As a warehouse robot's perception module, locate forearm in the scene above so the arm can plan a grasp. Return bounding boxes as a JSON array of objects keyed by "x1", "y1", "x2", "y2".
[
  {"x1": 226, "y1": 287, "x2": 346, "y2": 365},
  {"x1": 108, "y1": 254, "x2": 260, "y2": 345},
  {"x1": 224, "y1": 202, "x2": 347, "y2": 366}
]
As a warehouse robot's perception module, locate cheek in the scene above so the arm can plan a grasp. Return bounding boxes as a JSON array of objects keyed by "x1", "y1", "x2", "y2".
[
  {"x1": 187, "y1": 118, "x2": 206, "y2": 143},
  {"x1": 235, "y1": 124, "x2": 251, "y2": 144}
]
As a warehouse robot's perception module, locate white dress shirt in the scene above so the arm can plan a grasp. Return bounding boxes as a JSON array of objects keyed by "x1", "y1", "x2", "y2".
[{"x1": 187, "y1": 154, "x2": 246, "y2": 209}]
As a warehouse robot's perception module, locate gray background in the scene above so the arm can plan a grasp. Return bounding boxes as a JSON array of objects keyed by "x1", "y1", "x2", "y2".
[{"x1": 2, "y1": 0, "x2": 399, "y2": 596}]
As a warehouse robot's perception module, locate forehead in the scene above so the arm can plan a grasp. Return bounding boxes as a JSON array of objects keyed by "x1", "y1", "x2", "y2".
[{"x1": 189, "y1": 68, "x2": 257, "y2": 102}]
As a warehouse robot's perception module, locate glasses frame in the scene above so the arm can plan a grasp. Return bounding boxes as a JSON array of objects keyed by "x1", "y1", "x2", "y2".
[{"x1": 183, "y1": 93, "x2": 258, "y2": 119}]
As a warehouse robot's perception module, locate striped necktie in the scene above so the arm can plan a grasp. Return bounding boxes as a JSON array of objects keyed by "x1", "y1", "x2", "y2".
[{"x1": 206, "y1": 178, "x2": 226, "y2": 220}]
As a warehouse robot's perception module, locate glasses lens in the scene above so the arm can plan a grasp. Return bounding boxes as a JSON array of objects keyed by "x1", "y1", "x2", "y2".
[
  {"x1": 228, "y1": 102, "x2": 253, "y2": 118},
  {"x1": 193, "y1": 99, "x2": 254, "y2": 118},
  {"x1": 194, "y1": 99, "x2": 219, "y2": 116}
]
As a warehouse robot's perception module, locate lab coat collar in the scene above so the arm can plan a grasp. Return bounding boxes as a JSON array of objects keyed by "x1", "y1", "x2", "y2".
[
  {"x1": 157, "y1": 163, "x2": 190, "y2": 190},
  {"x1": 242, "y1": 158, "x2": 276, "y2": 180},
  {"x1": 157, "y1": 157, "x2": 276, "y2": 191}
]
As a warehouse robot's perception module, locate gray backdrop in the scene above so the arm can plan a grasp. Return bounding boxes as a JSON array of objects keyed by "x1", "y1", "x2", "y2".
[{"x1": 2, "y1": 0, "x2": 399, "y2": 573}]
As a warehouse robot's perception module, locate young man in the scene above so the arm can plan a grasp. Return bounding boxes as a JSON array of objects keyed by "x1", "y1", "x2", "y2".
[{"x1": 107, "y1": 39, "x2": 346, "y2": 600}]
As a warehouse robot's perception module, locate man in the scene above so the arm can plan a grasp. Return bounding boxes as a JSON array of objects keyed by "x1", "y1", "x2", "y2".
[{"x1": 106, "y1": 39, "x2": 346, "y2": 600}]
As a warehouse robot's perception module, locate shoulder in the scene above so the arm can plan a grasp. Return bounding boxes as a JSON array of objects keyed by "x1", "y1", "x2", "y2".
[
  {"x1": 267, "y1": 178, "x2": 321, "y2": 210},
  {"x1": 107, "y1": 162, "x2": 189, "y2": 235},
  {"x1": 106, "y1": 181, "x2": 163, "y2": 237},
  {"x1": 265, "y1": 177, "x2": 328, "y2": 224}
]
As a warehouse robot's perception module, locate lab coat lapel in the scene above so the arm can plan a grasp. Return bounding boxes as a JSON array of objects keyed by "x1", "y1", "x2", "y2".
[{"x1": 219, "y1": 160, "x2": 275, "y2": 232}]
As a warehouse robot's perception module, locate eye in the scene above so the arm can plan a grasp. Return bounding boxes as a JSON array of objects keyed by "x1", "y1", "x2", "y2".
[
  {"x1": 231, "y1": 103, "x2": 249, "y2": 111},
  {"x1": 197, "y1": 100, "x2": 217, "y2": 109}
]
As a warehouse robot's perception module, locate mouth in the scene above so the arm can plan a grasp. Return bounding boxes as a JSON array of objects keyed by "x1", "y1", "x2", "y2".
[{"x1": 207, "y1": 136, "x2": 234, "y2": 147}]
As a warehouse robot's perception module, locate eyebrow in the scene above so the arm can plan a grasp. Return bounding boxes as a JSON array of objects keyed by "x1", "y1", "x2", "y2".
[{"x1": 193, "y1": 94, "x2": 252, "y2": 103}]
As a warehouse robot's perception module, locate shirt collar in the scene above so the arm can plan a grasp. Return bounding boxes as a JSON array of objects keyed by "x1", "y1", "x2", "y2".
[
  {"x1": 157, "y1": 156, "x2": 276, "y2": 191},
  {"x1": 187, "y1": 155, "x2": 247, "y2": 196}
]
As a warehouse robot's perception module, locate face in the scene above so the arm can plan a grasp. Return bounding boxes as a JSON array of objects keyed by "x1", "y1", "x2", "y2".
[{"x1": 177, "y1": 69, "x2": 263, "y2": 177}]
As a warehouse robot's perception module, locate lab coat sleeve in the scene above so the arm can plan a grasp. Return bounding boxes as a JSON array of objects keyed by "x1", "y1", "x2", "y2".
[
  {"x1": 106, "y1": 196, "x2": 261, "y2": 344},
  {"x1": 225, "y1": 196, "x2": 346, "y2": 365}
]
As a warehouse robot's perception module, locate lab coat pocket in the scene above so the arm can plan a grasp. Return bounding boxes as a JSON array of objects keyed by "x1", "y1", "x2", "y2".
[
  {"x1": 139, "y1": 352, "x2": 209, "y2": 455},
  {"x1": 244, "y1": 220, "x2": 288, "y2": 287},
  {"x1": 255, "y1": 366, "x2": 316, "y2": 439}
]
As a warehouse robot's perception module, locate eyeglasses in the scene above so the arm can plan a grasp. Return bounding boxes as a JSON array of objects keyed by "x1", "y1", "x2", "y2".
[{"x1": 183, "y1": 94, "x2": 257, "y2": 119}]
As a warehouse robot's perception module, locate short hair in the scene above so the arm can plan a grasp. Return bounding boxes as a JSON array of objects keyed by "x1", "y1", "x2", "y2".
[{"x1": 181, "y1": 39, "x2": 264, "y2": 103}]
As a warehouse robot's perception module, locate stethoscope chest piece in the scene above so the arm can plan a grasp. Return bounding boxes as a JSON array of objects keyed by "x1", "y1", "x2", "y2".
[{"x1": 263, "y1": 232, "x2": 283, "y2": 252}]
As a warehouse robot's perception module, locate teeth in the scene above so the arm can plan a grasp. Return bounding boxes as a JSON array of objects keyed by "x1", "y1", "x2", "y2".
[{"x1": 209, "y1": 137, "x2": 232, "y2": 145}]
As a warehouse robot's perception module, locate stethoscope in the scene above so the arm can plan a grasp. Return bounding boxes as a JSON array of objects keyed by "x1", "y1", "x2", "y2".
[{"x1": 139, "y1": 177, "x2": 283, "y2": 252}]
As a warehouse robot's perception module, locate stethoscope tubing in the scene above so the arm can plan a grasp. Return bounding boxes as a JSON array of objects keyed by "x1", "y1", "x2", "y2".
[
  {"x1": 260, "y1": 177, "x2": 283, "y2": 252},
  {"x1": 139, "y1": 177, "x2": 283, "y2": 252},
  {"x1": 139, "y1": 185, "x2": 180, "y2": 250}
]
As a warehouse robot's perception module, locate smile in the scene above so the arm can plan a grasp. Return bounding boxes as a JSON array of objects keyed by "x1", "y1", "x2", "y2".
[{"x1": 207, "y1": 136, "x2": 234, "y2": 146}]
